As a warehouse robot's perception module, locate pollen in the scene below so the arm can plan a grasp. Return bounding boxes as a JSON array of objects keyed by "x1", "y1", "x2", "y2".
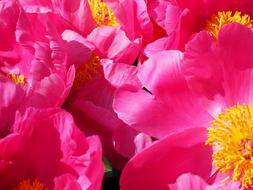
[
  {"x1": 206, "y1": 11, "x2": 253, "y2": 39},
  {"x1": 88, "y1": 0, "x2": 119, "y2": 27},
  {"x1": 14, "y1": 179, "x2": 47, "y2": 190},
  {"x1": 73, "y1": 54, "x2": 101, "y2": 90},
  {"x1": 206, "y1": 104, "x2": 253, "y2": 188},
  {"x1": 7, "y1": 73, "x2": 26, "y2": 85}
]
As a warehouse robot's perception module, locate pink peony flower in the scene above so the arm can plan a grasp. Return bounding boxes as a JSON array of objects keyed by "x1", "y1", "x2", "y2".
[
  {"x1": 145, "y1": 0, "x2": 253, "y2": 54},
  {"x1": 0, "y1": 0, "x2": 74, "y2": 136},
  {"x1": 41, "y1": 0, "x2": 154, "y2": 168},
  {"x1": 17, "y1": 0, "x2": 153, "y2": 169},
  {"x1": 120, "y1": 128, "x2": 242, "y2": 190},
  {"x1": 114, "y1": 23, "x2": 253, "y2": 188},
  {"x1": 0, "y1": 107, "x2": 103, "y2": 190},
  {"x1": 19, "y1": 0, "x2": 154, "y2": 47}
]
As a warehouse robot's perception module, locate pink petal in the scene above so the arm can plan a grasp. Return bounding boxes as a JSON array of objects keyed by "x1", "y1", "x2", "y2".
[
  {"x1": 69, "y1": 78, "x2": 139, "y2": 167},
  {"x1": 101, "y1": 59, "x2": 141, "y2": 88},
  {"x1": 54, "y1": 174, "x2": 82, "y2": 190},
  {"x1": 1, "y1": 108, "x2": 104, "y2": 189},
  {"x1": 218, "y1": 23, "x2": 253, "y2": 70},
  {"x1": 20, "y1": 0, "x2": 96, "y2": 36},
  {"x1": 0, "y1": 0, "x2": 19, "y2": 51},
  {"x1": 87, "y1": 26, "x2": 140, "y2": 65},
  {"x1": 182, "y1": 31, "x2": 223, "y2": 100},
  {"x1": 113, "y1": 87, "x2": 212, "y2": 138},
  {"x1": 139, "y1": 50, "x2": 184, "y2": 97},
  {"x1": 147, "y1": 0, "x2": 169, "y2": 30},
  {"x1": 144, "y1": 37, "x2": 178, "y2": 58},
  {"x1": 0, "y1": 80, "x2": 26, "y2": 136},
  {"x1": 169, "y1": 174, "x2": 207, "y2": 190},
  {"x1": 105, "y1": 0, "x2": 153, "y2": 43},
  {"x1": 120, "y1": 128, "x2": 212, "y2": 190},
  {"x1": 61, "y1": 30, "x2": 95, "y2": 67}
]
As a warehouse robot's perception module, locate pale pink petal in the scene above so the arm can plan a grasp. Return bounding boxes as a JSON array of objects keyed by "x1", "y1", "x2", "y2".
[
  {"x1": 134, "y1": 133, "x2": 153, "y2": 154},
  {"x1": 19, "y1": 0, "x2": 96, "y2": 36},
  {"x1": 53, "y1": 0, "x2": 96, "y2": 36},
  {"x1": 0, "y1": 80, "x2": 26, "y2": 136},
  {"x1": 169, "y1": 174, "x2": 207, "y2": 190},
  {"x1": 87, "y1": 26, "x2": 140, "y2": 65},
  {"x1": 101, "y1": 59, "x2": 141, "y2": 88},
  {"x1": 61, "y1": 30, "x2": 95, "y2": 67},
  {"x1": 31, "y1": 72, "x2": 71, "y2": 108}
]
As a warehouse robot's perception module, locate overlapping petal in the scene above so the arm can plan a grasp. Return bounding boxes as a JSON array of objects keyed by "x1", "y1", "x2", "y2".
[{"x1": 0, "y1": 108, "x2": 103, "y2": 190}]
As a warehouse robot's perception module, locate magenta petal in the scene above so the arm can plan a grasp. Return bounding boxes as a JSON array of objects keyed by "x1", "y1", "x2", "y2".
[
  {"x1": 0, "y1": 108, "x2": 103, "y2": 189},
  {"x1": 0, "y1": 0, "x2": 18, "y2": 51},
  {"x1": 148, "y1": 0, "x2": 169, "y2": 30},
  {"x1": 216, "y1": 24, "x2": 253, "y2": 106},
  {"x1": 218, "y1": 23, "x2": 253, "y2": 70},
  {"x1": 105, "y1": 0, "x2": 153, "y2": 43},
  {"x1": 182, "y1": 31, "x2": 223, "y2": 99},
  {"x1": 120, "y1": 128, "x2": 212, "y2": 190}
]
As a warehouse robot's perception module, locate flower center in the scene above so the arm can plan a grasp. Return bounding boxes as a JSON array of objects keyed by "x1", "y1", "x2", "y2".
[
  {"x1": 14, "y1": 179, "x2": 47, "y2": 190},
  {"x1": 73, "y1": 54, "x2": 101, "y2": 90},
  {"x1": 206, "y1": 104, "x2": 253, "y2": 188},
  {"x1": 7, "y1": 73, "x2": 26, "y2": 85},
  {"x1": 88, "y1": 0, "x2": 119, "y2": 27},
  {"x1": 206, "y1": 11, "x2": 253, "y2": 39}
]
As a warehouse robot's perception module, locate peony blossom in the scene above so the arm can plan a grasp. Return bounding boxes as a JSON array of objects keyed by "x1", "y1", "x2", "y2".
[
  {"x1": 114, "y1": 23, "x2": 253, "y2": 188},
  {"x1": 145, "y1": 0, "x2": 253, "y2": 54},
  {"x1": 25, "y1": 0, "x2": 154, "y2": 168},
  {"x1": 120, "y1": 128, "x2": 242, "y2": 190},
  {"x1": 0, "y1": 0, "x2": 74, "y2": 137},
  {"x1": 0, "y1": 107, "x2": 103, "y2": 190},
  {"x1": 19, "y1": 0, "x2": 154, "y2": 48}
]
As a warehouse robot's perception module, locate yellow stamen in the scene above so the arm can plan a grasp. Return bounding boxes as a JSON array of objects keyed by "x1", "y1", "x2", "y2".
[
  {"x1": 14, "y1": 179, "x2": 47, "y2": 190},
  {"x1": 7, "y1": 73, "x2": 26, "y2": 85},
  {"x1": 206, "y1": 11, "x2": 253, "y2": 39},
  {"x1": 88, "y1": 0, "x2": 119, "y2": 27},
  {"x1": 206, "y1": 104, "x2": 253, "y2": 188},
  {"x1": 73, "y1": 54, "x2": 101, "y2": 90}
]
